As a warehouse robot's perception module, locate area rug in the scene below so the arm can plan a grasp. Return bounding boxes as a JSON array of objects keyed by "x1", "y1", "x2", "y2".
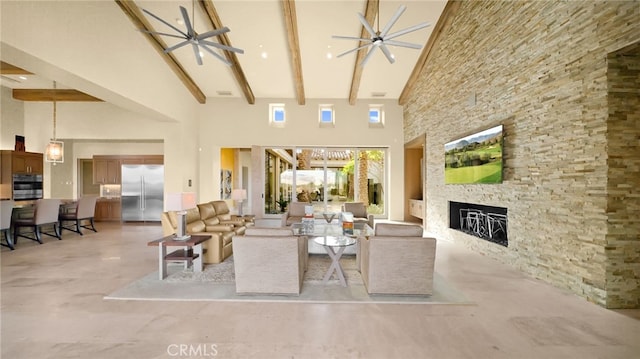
[{"x1": 105, "y1": 254, "x2": 472, "y2": 304}]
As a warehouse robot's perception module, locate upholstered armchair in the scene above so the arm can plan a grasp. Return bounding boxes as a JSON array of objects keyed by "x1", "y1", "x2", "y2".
[
  {"x1": 342, "y1": 202, "x2": 374, "y2": 229},
  {"x1": 59, "y1": 196, "x2": 98, "y2": 235},
  {"x1": 243, "y1": 226, "x2": 308, "y2": 271},
  {"x1": 233, "y1": 229, "x2": 306, "y2": 295},
  {"x1": 359, "y1": 223, "x2": 436, "y2": 295},
  {"x1": 281, "y1": 201, "x2": 308, "y2": 227}
]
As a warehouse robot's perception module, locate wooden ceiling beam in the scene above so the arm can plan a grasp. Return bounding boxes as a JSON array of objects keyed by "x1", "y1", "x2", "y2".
[
  {"x1": 348, "y1": 0, "x2": 378, "y2": 105},
  {"x1": 114, "y1": 0, "x2": 206, "y2": 104},
  {"x1": 281, "y1": 0, "x2": 305, "y2": 105},
  {"x1": 13, "y1": 89, "x2": 103, "y2": 102},
  {"x1": 199, "y1": 0, "x2": 255, "y2": 105},
  {"x1": 1, "y1": 61, "x2": 33, "y2": 75},
  {"x1": 399, "y1": 0, "x2": 461, "y2": 105}
]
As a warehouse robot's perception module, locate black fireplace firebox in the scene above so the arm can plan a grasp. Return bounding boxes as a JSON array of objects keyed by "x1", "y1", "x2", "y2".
[{"x1": 449, "y1": 201, "x2": 508, "y2": 247}]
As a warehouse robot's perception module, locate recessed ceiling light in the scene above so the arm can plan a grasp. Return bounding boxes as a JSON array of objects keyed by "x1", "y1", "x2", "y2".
[
  {"x1": 326, "y1": 53, "x2": 333, "y2": 59},
  {"x1": 176, "y1": 18, "x2": 184, "y2": 25},
  {"x1": 18, "y1": 76, "x2": 27, "y2": 80},
  {"x1": 261, "y1": 51, "x2": 268, "y2": 59}
]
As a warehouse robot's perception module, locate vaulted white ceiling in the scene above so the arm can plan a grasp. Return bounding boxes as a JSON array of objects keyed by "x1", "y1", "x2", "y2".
[{"x1": 1, "y1": 1, "x2": 447, "y2": 119}]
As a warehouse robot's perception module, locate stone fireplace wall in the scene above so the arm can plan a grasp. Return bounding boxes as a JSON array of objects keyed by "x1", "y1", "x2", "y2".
[{"x1": 403, "y1": 1, "x2": 639, "y2": 308}]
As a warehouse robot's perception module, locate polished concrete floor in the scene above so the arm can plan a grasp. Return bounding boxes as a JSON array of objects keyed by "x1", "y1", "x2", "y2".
[{"x1": 2, "y1": 222, "x2": 639, "y2": 358}]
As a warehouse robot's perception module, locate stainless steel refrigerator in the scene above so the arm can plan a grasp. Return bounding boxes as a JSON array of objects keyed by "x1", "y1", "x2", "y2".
[{"x1": 121, "y1": 164, "x2": 164, "y2": 222}]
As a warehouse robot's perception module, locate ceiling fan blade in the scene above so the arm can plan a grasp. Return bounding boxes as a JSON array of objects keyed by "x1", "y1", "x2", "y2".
[
  {"x1": 142, "y1": 8, "x2": 188, "y2": 38},
  {"x1": 139, "y1": 30, "x2": 186, "y2": 40},
  {"x1": 357, "y1": 12, "x2": 377, "y2": 38},
  {"x1": 196, "y1": 27, "x2": 230, "y2": 40},
  {"x1": 191, "y1": 43, "x2": 203, "y2": 65},
  {"x1": 332, "y1": 35, "x2": 371, "y2": 41},
  {"x1": 179, "y1": 6, "x2": 195, "y2": 38},
  {"x1": 379, "y1": 5, "x2": 407, "y2": 37},
  {"x1": 336, "y1": 43, "x2": 372, "y2": 58},
  {"x1": 379, "y1": 44, "x2": 395, "y2": 64},
  {"x1": 201, "y1": 40, "x2": 244, "y2": 54},
  {"x1": 360, "y1": 47, "x2": 377, "y2": 67},
  {"x1": 385, "y1": 22, "x2": 430, "y2": 41},
  {"x1": 383, "y1": 39, "x2": 422, "y2": 49},
  {"x1": 164, "y1": 40, "x2": 191, "y2": 53},
  {"x1": 201, "y1": 44, "x2": 232, "y2": 66}
]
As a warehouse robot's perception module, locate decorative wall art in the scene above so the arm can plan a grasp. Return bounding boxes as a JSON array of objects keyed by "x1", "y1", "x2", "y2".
[{"x1": 220, "y1": 169, "x2": 232, "y2": 199}]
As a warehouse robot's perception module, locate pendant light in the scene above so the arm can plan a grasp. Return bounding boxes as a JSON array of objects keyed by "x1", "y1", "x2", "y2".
[{"x1": 45, "y1": 81, "x2": 64, "y2": 163}]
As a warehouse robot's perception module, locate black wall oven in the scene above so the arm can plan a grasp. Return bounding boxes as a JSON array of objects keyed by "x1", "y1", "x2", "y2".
[{"x1": 13, "y1": 174, "x2": 43, "y2": 200}]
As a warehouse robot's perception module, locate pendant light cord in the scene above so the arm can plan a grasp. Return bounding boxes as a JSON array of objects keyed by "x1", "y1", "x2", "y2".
[{"x1": 52, "y1": 81, "x2": 57, "y2": 140}]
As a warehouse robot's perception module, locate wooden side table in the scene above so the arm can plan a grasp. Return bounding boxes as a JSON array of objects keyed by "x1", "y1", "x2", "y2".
[{"x1": 147, "y1": 235, "x2": 212, "y2": 280}]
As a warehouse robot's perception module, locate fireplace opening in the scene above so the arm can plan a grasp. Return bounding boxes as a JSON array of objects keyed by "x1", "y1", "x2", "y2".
[{"x1": 449, "y1": 201, "x2": 508, "y2": 247}]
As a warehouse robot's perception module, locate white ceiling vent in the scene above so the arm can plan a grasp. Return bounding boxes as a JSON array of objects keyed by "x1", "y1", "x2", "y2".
[
  {"x1": 216, "y1": 90, "x2": 233, "y2": 96},
  {"x1": 371, "y1": 92, "x2": 387, "y2": 98}
]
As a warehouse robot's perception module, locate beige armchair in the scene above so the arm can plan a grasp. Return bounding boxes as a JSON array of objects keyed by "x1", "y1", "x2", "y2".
[
  {"x1": 233, "y1": 229, "x2": 306, "y2": 295},
  {"x1": 244, "y1": 227, "x2": 308, "y2": 271},
  {"x1": 342, "y1": 202, "x2": 374, "y2": 229},
  {"x1": 281, "y1": 201, "x2": 308, "y2": 227},
  {"x1": 359, "y1": 223, "x2": 436, "y2": 295}
]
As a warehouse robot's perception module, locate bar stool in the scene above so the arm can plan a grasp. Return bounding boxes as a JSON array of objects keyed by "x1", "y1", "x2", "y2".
[
  {"x1": 1, "y1": 200, "x2": 15, "y2": 250},
  {"x1": 59, "y1": 196, "x2": 98, "y2": 235},
  {"x1": 14, "y1": 199, "x2": 62, "y2": 244}
]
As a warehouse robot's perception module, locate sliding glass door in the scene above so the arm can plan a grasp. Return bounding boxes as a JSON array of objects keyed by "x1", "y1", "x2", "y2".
[{"x1": 264, "y1": 147, "x2": 386, "y2": 217}]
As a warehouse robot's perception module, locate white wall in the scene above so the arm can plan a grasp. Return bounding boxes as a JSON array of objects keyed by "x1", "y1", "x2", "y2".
[
  {"x1": 198, "y1": 98, "x2": 406, "y2": 220},
  {"x1": 1, "y1": 1, "x2": 196, "y2": 122},
  {"x1": 4, "y1": 93, "x2": 407, "y2": 219},
  {"x1": 16, "y1": 101, "x2": 198, "y2": 201},
  {"x1": 0, "y1": 86, "x2": 25, "y2": 150}
]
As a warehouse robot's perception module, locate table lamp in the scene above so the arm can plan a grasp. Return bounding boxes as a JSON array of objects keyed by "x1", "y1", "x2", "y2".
[
  {"x1": 166, "y1": 192, "x2": 197, "y2": 240},
  {"x1": 231, "y1": 189, "x2": 247, "y2": 216}
]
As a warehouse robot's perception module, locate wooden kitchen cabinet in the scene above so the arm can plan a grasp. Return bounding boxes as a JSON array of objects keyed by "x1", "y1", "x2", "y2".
[
  {"x1": 93, "y1": 155, "x2": 163, "y2": 184},
  {"x1": 93, "y1": 157, "x2": 121, "y2": 184},
  {"x1": 3, "y1": 150, "x2": 43, "y2": 174},
  {"x1": 95, "y1": 199, "x2": 121, "y2": 221}
]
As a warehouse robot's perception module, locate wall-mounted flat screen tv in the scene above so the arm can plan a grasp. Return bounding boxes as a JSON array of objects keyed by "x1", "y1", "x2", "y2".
[{"x1": 445, "y1": 124, "x2": 503, "y2": 184}]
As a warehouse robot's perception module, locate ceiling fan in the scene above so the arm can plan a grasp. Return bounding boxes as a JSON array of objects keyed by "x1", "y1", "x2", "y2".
[
  {"x1": 333, "y1": 4, "x2": 430, "y2": 66},
  {"x1": 141, "y1": 4, "x2": 243, "y2": 66}
]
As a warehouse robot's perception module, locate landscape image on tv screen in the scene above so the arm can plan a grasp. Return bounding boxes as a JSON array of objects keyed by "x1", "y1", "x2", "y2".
[{"x1": 445, "y1": 125, "x2": 503, "y2": 184}]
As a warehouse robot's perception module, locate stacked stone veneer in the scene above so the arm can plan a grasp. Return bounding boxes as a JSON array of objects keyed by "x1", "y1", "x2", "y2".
[{"x1": 403, "y1": 1, "x2": 639, "y2": 308}]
